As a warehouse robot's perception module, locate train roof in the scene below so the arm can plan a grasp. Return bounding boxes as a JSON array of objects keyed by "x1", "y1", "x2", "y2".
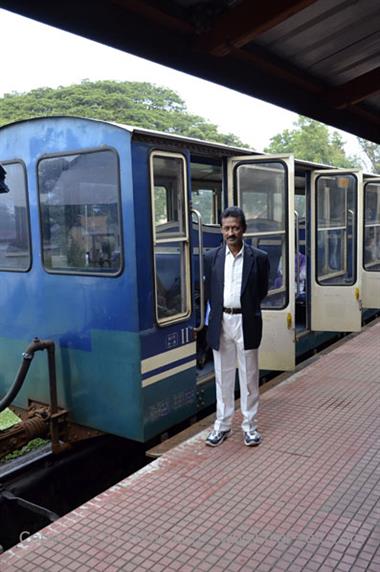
[
  {"x1": 0, "y1": 115, "x2": 378, "y2": 177},
  {"x1": 0, "y1": 114, "x2": 254, "y2": 156},
  {"x1": 117, "y1": 122, "x2": 256, "y2": 156}
]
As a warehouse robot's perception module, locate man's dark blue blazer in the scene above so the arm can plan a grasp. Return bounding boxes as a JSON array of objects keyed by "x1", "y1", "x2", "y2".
[{"x1": 204, "y1": 242, "x2": 269, "y2": 351}]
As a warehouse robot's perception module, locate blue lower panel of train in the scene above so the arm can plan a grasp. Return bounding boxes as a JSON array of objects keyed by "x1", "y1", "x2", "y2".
[
  {"x1": 142, "y1": 369, "x2": 197, "y2": 440},
  {"x1": 0, "y1": 331, "x2": 197, "y2": 442}
]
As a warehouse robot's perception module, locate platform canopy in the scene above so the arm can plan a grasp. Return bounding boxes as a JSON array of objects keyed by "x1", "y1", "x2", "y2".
[{"x1": 1, "y1": 0, "x2": 379, "y2": 143}]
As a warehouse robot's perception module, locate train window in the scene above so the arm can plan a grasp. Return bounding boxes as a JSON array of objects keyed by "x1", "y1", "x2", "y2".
[
  {"x1": 154, "y1": 186, "x2": 168, "y2": 224},
  {"x1": 192, "y1": 189, "x2": 216, "y2": 224},
  {"x1": 236, "y1": 161, "x2": 288, "y2": 309},
  {"x1": 38, "y1": 150, "x2": 122, "y2": 275},
  {"x1": 295, "y1": 194, "x2": 306, "y2": 218},
  {"x1": 150, "y1": 152, "x2": 191, "y2": 324},
  {"x1": 364, "y1": 181, "x2": 380, "y2": 272},
  {"x1": 191, "y1": 162, "x2": 223, "y2": 225},
  {"x1": 0, "y1": 162, "x2": 31, "y2": 272},
  {"x1": 316, "y1": 174, "x2": 357, "y2": 285},
  {"x1": 152, "y1": 155, "x2": 187, "y2": 239}
]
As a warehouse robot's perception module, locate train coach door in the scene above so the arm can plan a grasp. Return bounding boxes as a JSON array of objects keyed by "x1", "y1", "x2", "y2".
[
  {"x1": 311, "y1": 170, "x2": 363, "y2": 331},
  {"x1": 228, "y1": 155, "x2": 296, "y2": 371},
  {"x1": 362, "y1": 178, "x2": 380, "y2": 308}
]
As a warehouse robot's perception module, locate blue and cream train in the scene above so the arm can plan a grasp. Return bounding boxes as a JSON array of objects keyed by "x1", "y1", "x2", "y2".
[{"x1": 0, "y1": 117, "x2": 379, "y2": 442}]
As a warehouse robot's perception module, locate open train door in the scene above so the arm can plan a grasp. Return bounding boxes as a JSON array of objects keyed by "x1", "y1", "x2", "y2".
[
  {"x1": 311, "y1": 170, "x2": 363, "y2": 332},
  {"x1": 228, "y1": 155, "x2": 296, "y2": 371},
  {"x1": 362, "y1": 178, "x2": 380, "y2": 308}
]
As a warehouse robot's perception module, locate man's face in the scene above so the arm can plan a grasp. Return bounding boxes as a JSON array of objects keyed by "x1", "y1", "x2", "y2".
[{"x1": 221, "y1": 216, "x2": 244, "y2": 249}]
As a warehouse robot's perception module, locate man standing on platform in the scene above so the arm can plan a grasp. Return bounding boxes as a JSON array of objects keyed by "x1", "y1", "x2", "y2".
[{"x1": 204, "y1": 206, "x2": 269, "y2": 447}]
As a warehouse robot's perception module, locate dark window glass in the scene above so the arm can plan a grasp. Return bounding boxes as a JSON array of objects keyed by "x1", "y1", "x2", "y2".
[
  {"x1": 237, "y1": 161, "x2": 287, "y2": 309},
  {"x1": 316, "y1": 175, "x2": 356, "y2": 285},
  {"x1": 364, "y1": 182, "x2": 380, "y2": 272},
  {"x1": 38, "y1": 150, "x2": 122, "y2": 274},
  {"x1": 152, "y1": 156, "x2": 186, "y2": 239},
  {"x1": 151, "y1": 153, "x2": 190, "y2": 323},
  {"x1": 0, "y1": 162, "x2": 30, "y2": 271},
  {"x1": 154, "y1": 242, "x2": 189, "y2": 319}
]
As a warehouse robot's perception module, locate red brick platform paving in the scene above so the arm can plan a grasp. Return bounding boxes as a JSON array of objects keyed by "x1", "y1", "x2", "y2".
[{"x1": 1, "y1": 321, "x2": 379, "y2": 572}]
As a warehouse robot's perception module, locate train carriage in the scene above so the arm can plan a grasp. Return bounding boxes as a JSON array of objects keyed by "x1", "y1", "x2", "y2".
[{"x1": 0, "y1": 116, "x2": 379, "y2": 444}]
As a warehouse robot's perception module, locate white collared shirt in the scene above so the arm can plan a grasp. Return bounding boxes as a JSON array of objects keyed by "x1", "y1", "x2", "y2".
[{"x1": 223, "y1": 243, "x2": 244, "y2": 308}]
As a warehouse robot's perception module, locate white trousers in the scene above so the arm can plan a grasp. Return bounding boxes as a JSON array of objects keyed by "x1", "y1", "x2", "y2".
[{"x1": 213, "y1": 313, "x2": 259, "y2": 433}]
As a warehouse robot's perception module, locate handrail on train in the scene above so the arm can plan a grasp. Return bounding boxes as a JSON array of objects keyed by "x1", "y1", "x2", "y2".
[{"x1": 295, "y1": 210, "x2": 300, "y2": 296}]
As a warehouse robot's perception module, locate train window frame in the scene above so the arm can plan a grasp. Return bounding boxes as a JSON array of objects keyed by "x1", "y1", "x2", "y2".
[
  {"x1": 37, "y1": 147, "x2": 123, "y2": 277},
  {"x1": 363, "y1": 180, "x2": 380, "y2": 273},
  {"x1": 0, "y1": 160, "x2": 32, "y2": 273},
  {"x1": 150, "y1": 150, "x2": 192, "y2": 326},
  {"x1": 233, "y1": 159, "x2": 290, "y2": 311},
  {"x1": 315, "y1": 173, "x2": 357, "y2": 286}
]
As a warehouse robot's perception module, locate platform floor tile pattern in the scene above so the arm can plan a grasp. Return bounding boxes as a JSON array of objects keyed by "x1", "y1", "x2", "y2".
[{"x1": 1, "y1": 321, "x2": 379, "y2": 571}]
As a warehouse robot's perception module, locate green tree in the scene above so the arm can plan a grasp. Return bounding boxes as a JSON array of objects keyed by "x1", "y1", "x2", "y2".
[
  {"x1": 356, "y1": 138, "x2": 380, "y2": 173},
  {"x1": 0, "y1": 80, "x2": 246, "y2": 147},
  {"x1": 265, "y1": 116, "x2": 360, "y2": 168}
]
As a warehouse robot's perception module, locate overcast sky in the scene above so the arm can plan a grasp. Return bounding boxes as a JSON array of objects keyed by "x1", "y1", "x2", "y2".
[{"x1": 0, "y1": 8, "x2": 364, "y2": 156}]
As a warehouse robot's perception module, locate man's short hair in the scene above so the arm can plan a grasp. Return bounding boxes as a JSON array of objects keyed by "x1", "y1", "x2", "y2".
[{"x1": 221, "y1": 206, "x2": 247, "y2": 232}]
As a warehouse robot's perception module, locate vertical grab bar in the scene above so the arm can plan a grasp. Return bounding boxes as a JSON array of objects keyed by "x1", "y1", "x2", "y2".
[
  {"x1": 348, "y1": 208, "x2": 355, "y2": 280},
  {"x1": 192, "y1": 209, "x2": 205, "y2": 332},
  {"x1": 294, "y1": 210, "x2": 300, "y2": 296}
]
